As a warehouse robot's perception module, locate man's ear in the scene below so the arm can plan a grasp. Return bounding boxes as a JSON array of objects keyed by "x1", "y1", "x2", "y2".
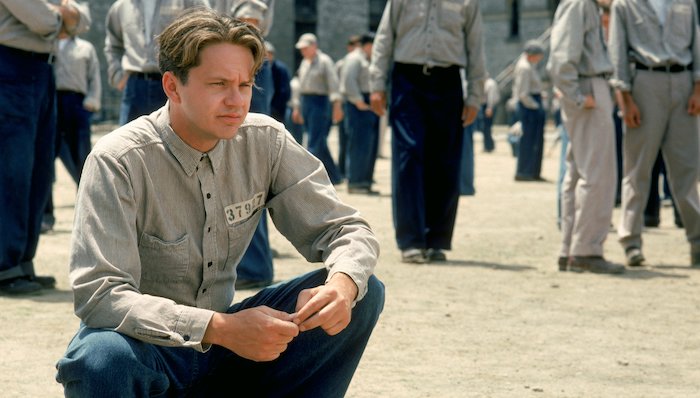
[{"x1": 162, "y1": 71, "x2": 181, "y2": 104}]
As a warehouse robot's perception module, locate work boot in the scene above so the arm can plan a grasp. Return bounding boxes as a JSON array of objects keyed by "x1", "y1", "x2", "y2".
[
  {"x1": 569, "y1": 256, "x2": 625, "y2": 274},
  {"x1": 625, "y1": 246, "x2": 645, "y2": 267}
]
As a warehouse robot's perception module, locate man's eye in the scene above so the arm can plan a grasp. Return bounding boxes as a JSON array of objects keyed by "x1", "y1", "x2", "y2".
[{"x1": 211, "y1": 82, "x2": 225, "y2": 86}]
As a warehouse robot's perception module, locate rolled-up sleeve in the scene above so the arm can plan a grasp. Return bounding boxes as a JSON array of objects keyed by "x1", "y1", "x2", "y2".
[
  {"x1": 547, "y1": 1, "x2": 587, "y2": 102},
  {"x1": 608, "y1": 2, "x2": 632, "y2": 91}
]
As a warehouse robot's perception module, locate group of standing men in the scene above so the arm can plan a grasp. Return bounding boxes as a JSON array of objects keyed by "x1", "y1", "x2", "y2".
[{"x1": 548, "y1": 0, "x2": 700, "y2": 273}]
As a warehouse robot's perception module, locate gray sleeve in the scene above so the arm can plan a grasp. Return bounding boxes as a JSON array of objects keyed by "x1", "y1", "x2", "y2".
[
  {"x1": 546, "y1": 0, "x2": 586, "y2": 103},
  {"x1": 266, "y1": 132, "x2": 379, "y2": 302},
  {"x1": 608, "y1": 2, "x2": 632, "y2": 91},
  {"x1": 324, "y1": 55, "x2": 341, "y2": 102},
  {"x1": 463, "y1": 0, "x2": 487, "y2": 107},
  {"x1": 369, "y1": 1, "x2": 395, "y2": 93},
  {"x1": 104, "y1": 3, "x2": 125, "y2": 88},
  {"x1": 1, "y1": 0, "x2": 62, "y2": 38},
  {"x1": 83, "y1": 42, "x2": 102, "y2": 111},
  {"x1": 341, "y1": 56, "x2": 364, "y2": 104},
  {"x1": 515, "y1": 66, "x2": 539, "y2": 109}
]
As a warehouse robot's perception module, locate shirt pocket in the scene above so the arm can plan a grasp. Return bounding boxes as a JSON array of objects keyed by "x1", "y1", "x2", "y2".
[
  {"x1": 139, "y1": 233, "x2": 191, "y2": 283},
  {"x1": 668, "y1": 4, "x2": 693, "y2": 52}
]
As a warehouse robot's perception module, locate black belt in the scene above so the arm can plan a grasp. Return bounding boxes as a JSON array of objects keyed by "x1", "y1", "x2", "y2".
[
  {"x1": 57, "y1": 89, "x2": 85, "y2": 97},
  {"x1": 131, "y1": 72, "x2": 163, "y2": 80},
  {"x1": 635, "y1": 62, "x2": 692, "y2": 73},
  {"x1": 0, "y1": 44, "x2": 52, "y2": 64},
  {"x1": 394, "y1": 62, "x2": 459, "y2": 76}
]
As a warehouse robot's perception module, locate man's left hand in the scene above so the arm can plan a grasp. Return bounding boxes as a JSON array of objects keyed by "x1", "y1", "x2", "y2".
[
  {"x1": 292, "y1": 273, "x2": 358, "y2": 336},
  {"x1": 462, "y1": 105, "x2": 478, "y2": 127},
  {"x1": 688, "y1": 83, "x2": 700, "y2": 116}
]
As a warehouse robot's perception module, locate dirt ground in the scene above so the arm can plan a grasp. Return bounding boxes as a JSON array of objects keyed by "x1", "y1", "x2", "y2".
[{"x1": 1, "y1": 124, "x2": 698, "y2": 397}]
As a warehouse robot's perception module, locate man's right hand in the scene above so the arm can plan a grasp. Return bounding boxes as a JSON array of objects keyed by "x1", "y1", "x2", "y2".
[
  {"x1": 370, "y1": 91, "x2": 386, "y2": 116},
  {"x1": 203, "y1": 306, "x2": 299, "y2": 362},
  {"x1": 621, "y1": 92, "x2": 641, "y2": 128}
]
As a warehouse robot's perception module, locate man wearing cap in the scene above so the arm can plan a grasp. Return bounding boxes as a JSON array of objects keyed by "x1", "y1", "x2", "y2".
[
  {"x1": 0, "y1": 1, "x2": 90, "y2": 295},
  {"x1": 609, "y1": 0, "x2": 700, "y2": 268},
  {"x1": 512, "y1": 40, "x2": 546, "y2": 182},
  {"x1": 548, "y1": 0, "x2": 624, "y2": 274},
  {"x1": 292, "y1": 32, "x2": 343, "y2": 185},
  {"x1": 369, "y1": 0, "x2": 486, "y2": 264},
  {"x1": 340, "y1": 33, "x2": 379, "y2": 196},
  {"x1": 105, "y1": 0, "x2": 210, "y2": 125},
  {"x1": 266, "y1": 41, "x2": 291, "y2": 124}
]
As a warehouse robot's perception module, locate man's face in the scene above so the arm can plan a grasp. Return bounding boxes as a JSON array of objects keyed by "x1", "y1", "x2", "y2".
[
  {"x1": 166, "y1": 43, "x2": 254, "y2": 152},
  {"x1": 299, "y1": 44, "x2": 317, "y2": 59}
]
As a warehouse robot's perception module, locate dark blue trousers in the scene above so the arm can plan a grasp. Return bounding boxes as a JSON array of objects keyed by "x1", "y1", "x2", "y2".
[
  {"x1": 56, "y1": 269, "x2": 385, "y2": 398},
  {"x1": 515, "y1": 96, "x2": 545, "y2": 179},
  {"x1": 460, "y1": 122, "x2": 475, "y2": 196},
  {"x1": 301, "y1": 94, "x2": 341, "y2": 184},
  {"x1": 119, "y1": 74, "x2": 167, "y2": 125},
  {"x1": 0, "y1": 45, "x2": 56, "y2": 278},
  {"x1": 390, "y1": 63, "x2": 464, "y2": 250},
  {"x1": 344, "y1": 95, "x2": 379, "y2": 188},
  {"x1": 477, "y1": 104, "x2": 495, "y2": 152},
  {"x1": 55, "y1": 91, "x2": 92, "y2": 183}
]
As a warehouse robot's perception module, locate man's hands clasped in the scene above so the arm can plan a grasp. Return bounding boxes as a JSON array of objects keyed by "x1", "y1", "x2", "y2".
[{"x1": 203, "y1": 273, "x2": 358, "y2": 362}]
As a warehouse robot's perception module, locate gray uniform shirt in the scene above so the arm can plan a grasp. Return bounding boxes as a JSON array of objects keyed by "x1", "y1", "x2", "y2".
[
  {"x1": 70, "y1": 106, "x2": 379, "y2": 352},
  {"x1": 104, "y1": 0, "x2": 210, "y2": 88},
  {"x1": 0, "y1": 0, "x2": 90, "y2": 53},
  {"x1": 369, "y1": 0, "x2": 487, "y2": 107},
  {"x1": 546, "y1": 0, "x2": 613, "y2": 105},
  {"x1": 296, "y1": 49, "x2": 341, "y2": 102},
  {"x1": 340, "y1": 48, "x2": 371, "y2": 104},
  {"x1": 55, "y1": 36, "x2": 101, "y2": 111},
  {"x1": 608, "y1": 0, "x2": 700, "y2": 91},
  {"x1": 512, "y1": 55, "x2": 543, "y2": 110}
]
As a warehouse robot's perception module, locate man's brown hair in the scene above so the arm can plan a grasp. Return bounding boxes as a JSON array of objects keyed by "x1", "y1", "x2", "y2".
[{"x1": 157, "y1": 8, "x2": 266, "y2": 84}]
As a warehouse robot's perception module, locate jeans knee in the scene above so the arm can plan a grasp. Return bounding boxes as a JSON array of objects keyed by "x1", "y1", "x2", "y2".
[{"x1": 358, "y1": 275, "x2": 385, "y2": 324}]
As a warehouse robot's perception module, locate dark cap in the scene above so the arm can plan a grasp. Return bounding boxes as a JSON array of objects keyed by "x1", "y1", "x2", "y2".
[{"x1": 524, "y1": 40, "x2": 545, "y2": 55}]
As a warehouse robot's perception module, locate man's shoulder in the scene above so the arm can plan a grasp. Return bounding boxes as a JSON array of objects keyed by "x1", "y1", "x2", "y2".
[
  {"x1": 240, "y1": 113, "x2": 286, "y2": 134},
  {"x1": 92, "y1": 114, "x2": 163, "y2": 160}
]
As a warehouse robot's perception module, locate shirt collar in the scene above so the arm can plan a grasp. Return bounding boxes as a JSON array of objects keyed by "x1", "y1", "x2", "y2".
[{"x1": 156, "y1": 104, "x2": 225, "y2": 176}]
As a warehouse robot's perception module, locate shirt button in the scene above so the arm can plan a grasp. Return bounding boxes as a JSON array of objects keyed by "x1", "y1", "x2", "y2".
[
  {"x1": 202, "y1": 288, "x2": 207, "y2": 293},
  {"x1": 207, "y1": 227, "x2": 211, "y2": 232},
  {"x1": 183, "y1": 335, "x2": 190, "y2": 341},
  {"x1": 208, "y1": 261, "x2": 213, "y2": 267},
  {"x1": 206, "y1": 193, "x2": 211, "y2": 199}
]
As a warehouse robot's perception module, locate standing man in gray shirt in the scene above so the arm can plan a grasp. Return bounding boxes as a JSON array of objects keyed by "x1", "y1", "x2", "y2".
[
  {"x1": 547, "y1": 0, "x2": 624, "y2": 274},
  {"x1": 105, "y1": 0, "x2": 210, "y2": 125},
  {"x1": 0, "y1": 0, "x2": 90, "y2": 295},
  {"x1": 55, "y1": 9, "x2": 384, "y2": 396},
  {"x1": 609, "y1": 0, "x2": 700, "y2": 268},
  {"x1": 369, "y1": 0, "x2": 486, "y2": 263},
  {"x1": 292, "y1": 32, "x2": 344, "y2": 184}
]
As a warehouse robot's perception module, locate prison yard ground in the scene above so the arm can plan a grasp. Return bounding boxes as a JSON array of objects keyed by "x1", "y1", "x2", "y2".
[{"x1": 2, "y1": 123, "x2": 699, "y2": 397}]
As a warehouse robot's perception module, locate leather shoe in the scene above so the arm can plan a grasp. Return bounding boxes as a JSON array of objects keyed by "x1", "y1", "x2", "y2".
[
  {"x1": 625, "y1": 246, "x2": 645, "y2": 267},
  {"x1": 0, "y1": 277, "x2": 42, "y2": 296},
  {"x1": 569, "y1": 256, "x2": 625, "y2": 274},
  {"x1": 401, "y1": 248, "x2": 427, "y2": 264},
  {"x1": 557, "y1": 256, "x2": 568, "y2": 271},
  {"x1": 691, "y1": 250, "x2": 700, "y2": 268},
  {"x1": 425, "y1": 249, "x2": 447, "y2": 262}
]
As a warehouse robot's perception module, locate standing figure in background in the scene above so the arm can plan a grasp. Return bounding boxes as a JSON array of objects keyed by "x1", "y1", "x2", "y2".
[
  {"x1": 266, "y1": 41, "x2": 291, "y2": 124},
  {"x1": 292, "y1": 33, "x2": 343, "y2": 184},
  {"x1": 340, "y1": 33, "x2": 379, "y2": 196},
  {"x1": 609, "y1": 0, "x2": 700, "y2": 268},
  {"x1": 43, "y1": 25, "x2": 102, "y2": 233},
  {"x1": 105, "y1": 0, "x2": 209, "y2": 125},
  {"x1": 548, "y1": 0, "x2": 623, "y2": 274},
  {"x1": 477, "y1": 75, "x2": 500, "y2": 153},
  {"x1": 0, "y1": 1, "x2": 90, "y2": 295},
  {"x1": 370, "y1": 0, "x2": 486, "y2": 263},
  {"x1": 513, "y1": 40, "x2": 546, "y2": 182},
  {"x1": 336, "y1": 35, "x2": 361, "y2": 181}
]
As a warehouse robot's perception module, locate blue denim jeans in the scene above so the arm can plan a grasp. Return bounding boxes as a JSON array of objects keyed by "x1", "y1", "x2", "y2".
[
  {"x1": 515, "y1": 96, "x2": 545, "y2": 179},
  {"x1": 56, "y1": 91, "x2": 92, "y2": 183},
  {"x1": 0, "y1": 45, "x2": 56, "y2": 277},
  {"x1": 56, "y1": 269, "x2": 385, "y2": 397},
  {"x1": 477, "y1": 104, "x2": 495, "y2": 152},
  {"x1": 301, "y1": 95, "x2": 341, "y2": 184},
  {"x1": 119, "y1": 75, "x2": 168, "y2": 125},
  {"x1": 344, "y1": 97, "x2": 379, "y2": 188},
  {"x1": 390, "y1": 63, "x2": 463, "y2": 250}
]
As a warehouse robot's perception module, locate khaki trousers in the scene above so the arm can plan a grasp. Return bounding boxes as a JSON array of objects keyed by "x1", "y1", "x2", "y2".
[
  {"x1": 560, "y1": 77, "x2": 617, "y2": 257},
  {"x1": 618, "y1": 70, "x2": 700, "y2": 251}
]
